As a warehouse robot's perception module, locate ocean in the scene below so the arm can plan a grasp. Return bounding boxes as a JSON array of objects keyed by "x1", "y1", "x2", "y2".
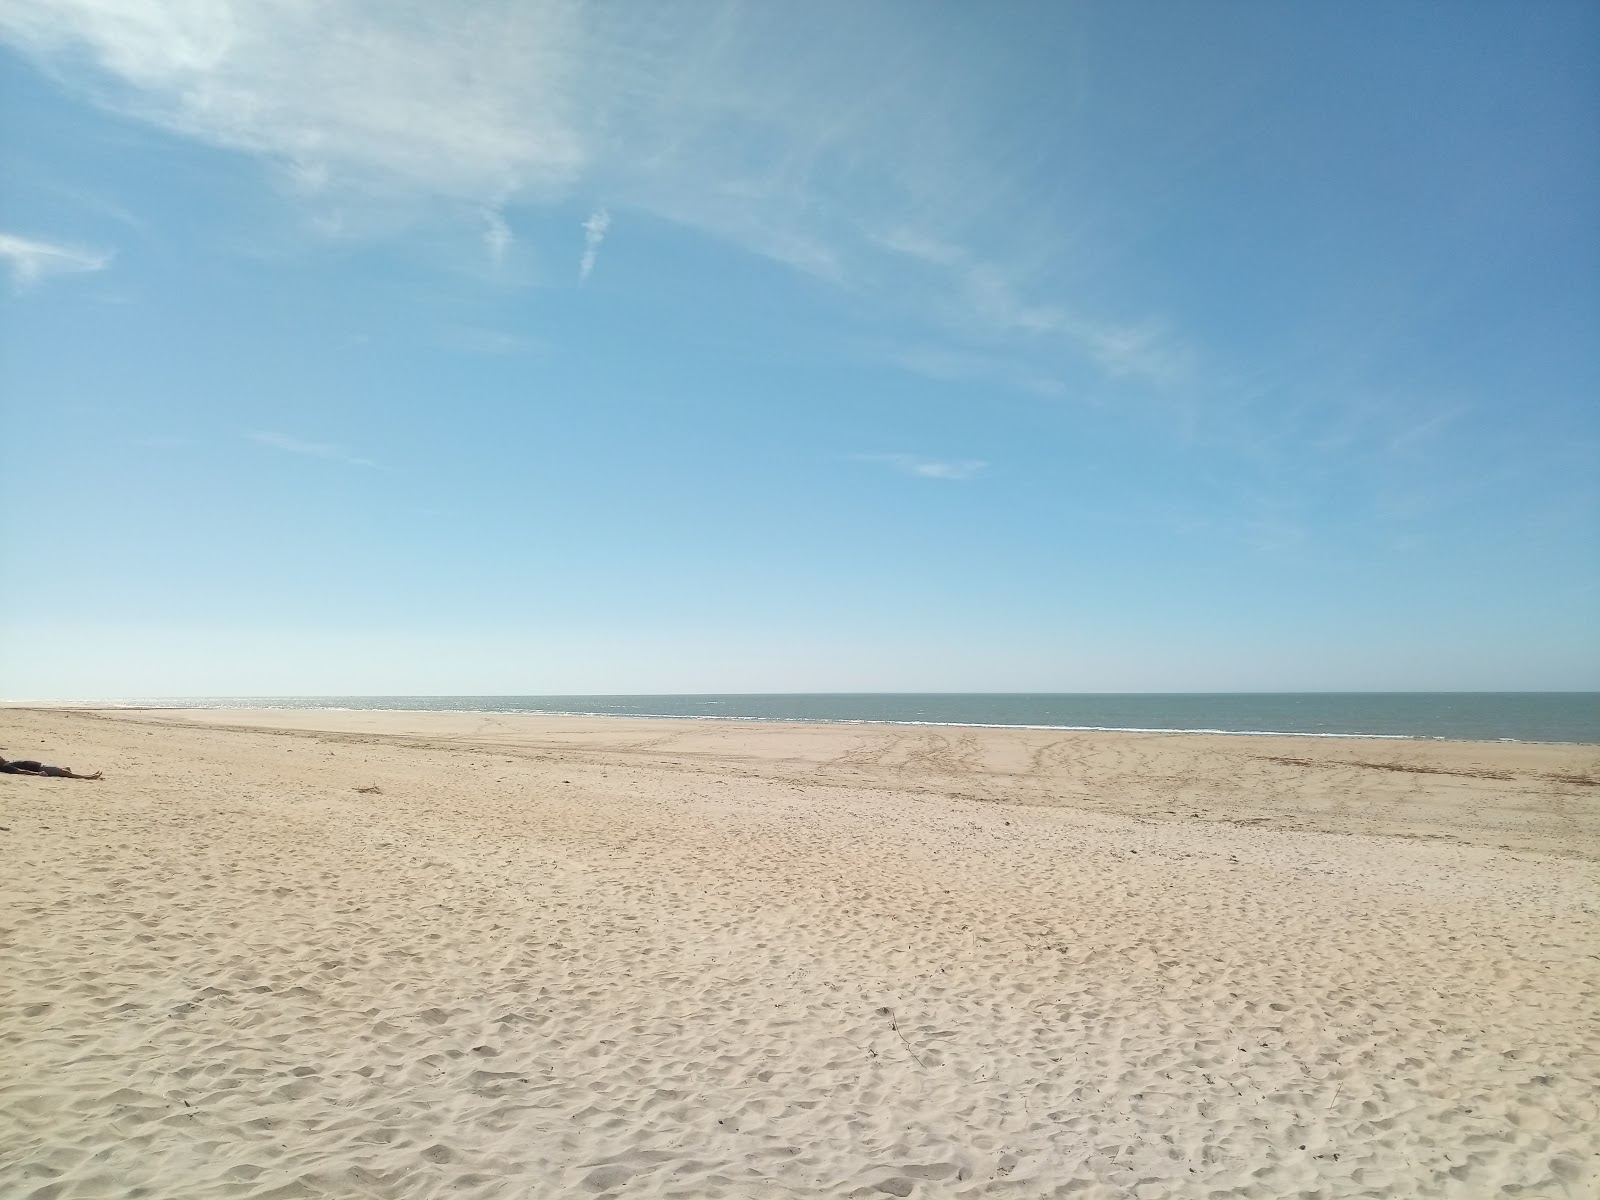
[{"x1": 102, "y1": 693, "x2": 1600, "y2": 744}]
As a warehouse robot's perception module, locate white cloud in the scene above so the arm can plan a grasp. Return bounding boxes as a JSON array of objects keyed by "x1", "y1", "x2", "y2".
[
  {"x1": 579, "y1": 206, "x2": 610, "y2": 281},
  {"x1": 870, "y1": 227, "x2": 1190, "y2": 387},
  {"x1": 854, "y1": 454, "x2": 987, "y2": 481},
  {"x1": 0, "y1": 0, "x2": 587, "y2": 201},
  {"x1": 0, "y1": 1, "x2": 1188, "y2": 386},
  {"x1": 0, "y1": 232, "x2": 111, "y2": 288},
  {"x1": 249, "y1": 430, "x2": 375, "y2": 468},
  {"x1": 875, "y1": 343, "x2": 1065, "y2": 397}
]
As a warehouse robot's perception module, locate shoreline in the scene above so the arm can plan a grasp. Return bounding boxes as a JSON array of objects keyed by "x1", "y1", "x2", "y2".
[
  {"x1": 17, "y1": 704, "x2": 1600, "y2": 857},
  {"x1": 8, "y1": 700, "x2": 1598, "y2": 746}
]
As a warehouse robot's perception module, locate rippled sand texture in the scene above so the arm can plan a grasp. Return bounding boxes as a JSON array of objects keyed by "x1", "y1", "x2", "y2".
[{"x1": 2, "y1": 708, "x2": 1597, "y2": 1200}]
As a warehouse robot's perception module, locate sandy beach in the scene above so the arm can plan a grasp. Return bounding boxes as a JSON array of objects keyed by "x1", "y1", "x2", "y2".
[{"x1": 3, "y1": 707, "x2": 1597, "y2": 1200}]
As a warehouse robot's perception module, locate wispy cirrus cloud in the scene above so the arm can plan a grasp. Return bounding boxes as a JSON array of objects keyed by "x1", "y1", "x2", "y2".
[
  {"x1": 874, "y1": 343, "x2": 1066, "y2": 398},
  {"x1": 482, "y1": 209, "x2": 513, "y2": 267},
  {"x1": 249, "y1": 431, "x2": 375, "y2": 468},
  {"x1": 0, "y1": 1, "x2": 587, "y2": 201},
  {"x1": 0, "y1": 232, "x2": 111, "y2": 288},
  {"x1": 853, "y1": 454, "x2": 988, "y2": 481},
  {"x1": 0, "y1": 1, "x2": 1185, "y2": 390},
  {"x1": 441, "y1": 326, "x2": 543, "y2": 356},
  {"x1": 579, "y1": 207, "x2": 610, "y2": 281},
  {"x1": 869, "y1": 227, "x2": 1190, "y2": 387}
]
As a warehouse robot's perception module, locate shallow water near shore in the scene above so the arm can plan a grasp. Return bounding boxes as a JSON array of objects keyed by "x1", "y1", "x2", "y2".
[{"x1": 84, "y1": 691, "x2": 1600, "y2": 744}]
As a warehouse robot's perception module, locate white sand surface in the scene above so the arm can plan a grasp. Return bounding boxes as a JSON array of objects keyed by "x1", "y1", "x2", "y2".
[{"x1": 2, "y1": 707, "x2": 1597, "y2": 1199}]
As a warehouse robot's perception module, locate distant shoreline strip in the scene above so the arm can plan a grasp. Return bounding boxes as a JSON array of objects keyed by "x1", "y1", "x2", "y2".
[{"x1": 41, "y1": 701, "x2": 1547, "y2": 741}]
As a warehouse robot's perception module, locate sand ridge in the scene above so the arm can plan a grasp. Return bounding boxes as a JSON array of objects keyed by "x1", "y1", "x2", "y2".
[{"x1": 2, "y1": 707, "x2": 1598, "y2": 1199}]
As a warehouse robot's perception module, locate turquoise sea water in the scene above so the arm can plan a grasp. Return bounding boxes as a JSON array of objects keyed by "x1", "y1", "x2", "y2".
[{"x1": 110, "y1": 693, "x2": 1600, "y2": 744}]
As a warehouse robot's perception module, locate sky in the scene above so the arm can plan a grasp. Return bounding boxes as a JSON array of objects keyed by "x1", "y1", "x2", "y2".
[{"x1": 1, "y1": 0, "x2": 1596, "y2": 697}]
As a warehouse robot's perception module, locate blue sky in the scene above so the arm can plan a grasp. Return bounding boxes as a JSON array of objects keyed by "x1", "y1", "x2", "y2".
[{"x1": 1, "y1": 1, "x2": 1595, "y2": 697}]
